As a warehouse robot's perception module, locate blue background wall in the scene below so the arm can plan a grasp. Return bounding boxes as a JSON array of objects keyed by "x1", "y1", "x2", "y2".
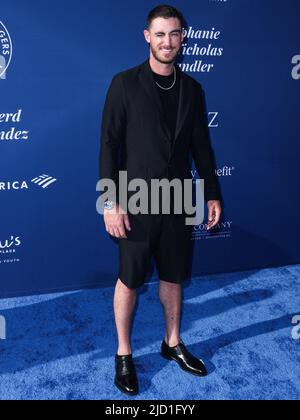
[{"x1": 0, "y1": 0, "x2": 299, "y2": 297}]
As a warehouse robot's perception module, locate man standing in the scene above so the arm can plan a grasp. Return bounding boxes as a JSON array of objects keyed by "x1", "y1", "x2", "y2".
[{"x1": 99, "y1": 4, "x2": 222, "y2": 396}]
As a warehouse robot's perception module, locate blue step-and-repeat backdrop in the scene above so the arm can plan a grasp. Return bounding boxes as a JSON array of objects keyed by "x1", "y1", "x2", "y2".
[{"x1": 1, "y1": 0, "x2": 299, "y2": 297}]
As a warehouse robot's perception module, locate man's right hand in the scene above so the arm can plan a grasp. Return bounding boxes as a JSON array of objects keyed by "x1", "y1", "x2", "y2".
[{"x1": 104, "y1": 205, "x2": 131, "y2": 239}]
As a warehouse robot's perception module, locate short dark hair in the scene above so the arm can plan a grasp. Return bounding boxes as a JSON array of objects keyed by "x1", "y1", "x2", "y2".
[{"x1": 147, "y1": 4, "x2": 185, "y2": 29}]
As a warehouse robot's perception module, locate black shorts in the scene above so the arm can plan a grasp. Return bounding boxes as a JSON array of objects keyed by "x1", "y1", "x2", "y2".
[{"x1": 118, "y1": 213, "x2": 193, "y2": 290}]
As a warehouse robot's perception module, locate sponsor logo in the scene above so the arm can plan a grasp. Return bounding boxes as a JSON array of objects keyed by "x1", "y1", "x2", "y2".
[
  {"x1": 191, "y1": 166, "x2": 235, "y2": 180},
  {"x1": 0, "y1": 21, "x2": 12, "y2": 80},
  {"x1": 0, "y1": 235, "x2": 21, "y2": 252},
  {"x1": 0, "y1": 235, "x2": 21, "y2": 265},
  {"x1": 31, "y1": 174, "x2": 57, "y2": 189},
  {"x1": 192, "y1": 220, "x2": 232, "y2": 240},
  {"x1": 0, "y1": 175, "x2": 57, "y2": 191}
]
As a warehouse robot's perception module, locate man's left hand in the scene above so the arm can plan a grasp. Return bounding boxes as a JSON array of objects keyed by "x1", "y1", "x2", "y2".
[{"x1": 207, "y1": 200, "x2": 222, "y2": 230}]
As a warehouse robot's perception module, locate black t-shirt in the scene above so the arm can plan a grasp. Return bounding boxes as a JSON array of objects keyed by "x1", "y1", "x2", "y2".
[{"x1": 150, "y1": 65, "x2": 180, "y2": 143}]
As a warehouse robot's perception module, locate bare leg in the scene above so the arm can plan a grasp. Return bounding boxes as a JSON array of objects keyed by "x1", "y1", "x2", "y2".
[
  {"x1": 159, "y1": 279, "x2": 182, "y2": 347},
  {"x1": 114, "y1": 278, "x2": 137, "y2": 356}
]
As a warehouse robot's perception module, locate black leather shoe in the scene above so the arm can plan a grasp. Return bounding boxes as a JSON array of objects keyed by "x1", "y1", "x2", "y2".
[
  {"x1": 114, "y1": 354, "x2": 139, "y2": 395},
  {"x1": 161, "y1": 338, "x2": 208, "y2": 377}
]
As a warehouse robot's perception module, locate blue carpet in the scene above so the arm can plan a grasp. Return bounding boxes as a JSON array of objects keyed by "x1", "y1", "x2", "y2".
[{"x1": 0, "y1": 264, "x2": 299, "y2": 400}]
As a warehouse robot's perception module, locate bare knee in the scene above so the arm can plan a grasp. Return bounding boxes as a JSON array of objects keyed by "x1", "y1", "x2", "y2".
[
  {"x1": 159, "y1": 279, "x2": 181, "y2": 301},
  {"x1": 116, "y1": 278, "x2": 136, "y2": 295},
  {"x1": 159, "y1": 279, "x2": 181, "y2": 291}
]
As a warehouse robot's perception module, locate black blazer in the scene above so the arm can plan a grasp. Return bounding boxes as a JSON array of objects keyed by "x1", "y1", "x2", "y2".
[{"x1": 99, "y1": 59, "x2": 221, "y2": 208}]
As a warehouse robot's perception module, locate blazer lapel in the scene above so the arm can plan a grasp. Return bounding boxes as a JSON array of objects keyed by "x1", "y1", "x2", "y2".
[{"x1": 173, "y1": 66, "x2": 190, "y2": 147}]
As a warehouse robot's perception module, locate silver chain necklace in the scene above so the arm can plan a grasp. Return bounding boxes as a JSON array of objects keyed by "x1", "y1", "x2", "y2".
[{"x1": 155, "y1": 67, "x2": 176, "y2": 91}]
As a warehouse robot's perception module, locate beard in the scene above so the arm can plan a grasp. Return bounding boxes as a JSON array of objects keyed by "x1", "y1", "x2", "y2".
[{"x1": 150, "y1": 44, "x2": 180, "y2": 65}]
